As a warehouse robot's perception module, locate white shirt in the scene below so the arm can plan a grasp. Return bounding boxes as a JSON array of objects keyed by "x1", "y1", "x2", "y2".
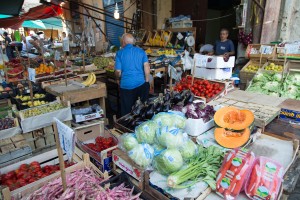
[
  {"x1": 62, "y1": 37, "x2": 70, "y2": 52},
  {"x1": 22, "y1": 36, "x2": 34, "y2": 52}
]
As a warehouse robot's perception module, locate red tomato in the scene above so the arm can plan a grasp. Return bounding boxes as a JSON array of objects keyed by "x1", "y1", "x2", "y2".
[
  {"x1": 17, "y1": 178, "x2": 27, "y2": 187},
  {"x1": 19, "y1": 164, "x2": 29, "y2": 170},
  {"x1": 187, "y1": 76, "x2": 192, "y2": 80},
  {"x1": 5, "y1": 171, "x2": 16, "y2": 180}
]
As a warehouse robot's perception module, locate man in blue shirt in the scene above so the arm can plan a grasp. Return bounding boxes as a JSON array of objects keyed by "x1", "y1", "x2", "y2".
[
  {"x1": 115, "y1": 33, "x2": 150, "y2": 116},
  {"x1": 209, "y1": 28, "x2": 235, "y2": 57}
]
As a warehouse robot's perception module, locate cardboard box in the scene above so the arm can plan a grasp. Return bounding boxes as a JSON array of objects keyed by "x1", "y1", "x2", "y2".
[
  {"x1": 279, "y1": 99, "x2": 300, "y2": 123},
  {"x1": 73, "y1": 112, "x2": 104, "y2": 123},
  {"x1": 112, "y1": 149, "x2": 145, "y2": 190},
  {"x1": 205, "y1": 56, "x2": 235, "y2": 69},
  {"x1": 194, "y1": 66, "x2": 233, "y2": 80},
  {"x1": 172, "y1": 20, "x2": 193, "y2": 28},
  {"x1": 75, "y1": 121, "x2": 118, "y2": 173}
]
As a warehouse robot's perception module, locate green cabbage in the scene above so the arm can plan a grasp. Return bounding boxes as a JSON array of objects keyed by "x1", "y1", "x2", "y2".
[
  {"x1": 152, "y1": 143, "x2": 165, "y2": 156},
  {"x1": 135, "y1": 121, "x2": 158, "y2": 144},
  {"x1": 128, "y1": 143, "x2": 154, "y2": 168},
  {"x1": 156, "y1": 126, "x2": 187, "y2": 148},
  {"x1": 152, "y1": 112, "x2": 186, "y2": 129},
  {"x1": 253, "y1": 72, "x2": 268, "y2": 82},
  {"x1": 153, "y1": 148, "x2": 183, "y2": 175},
  {"x1": 178, "y1": 139, "x2": 198, "y2": 161},
  {"x1": 120, "y1": 133, "x2": 138, "y2": 151},
  {"x1": 263, "y1": 81, "x2": 280, "y2": 92}
]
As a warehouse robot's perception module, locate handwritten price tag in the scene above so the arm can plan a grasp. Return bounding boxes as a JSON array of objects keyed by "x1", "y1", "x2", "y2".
[
  {"x1": 54, "y1": 118, "x2": 75, "y2": 160},
  {"x1": 194, "y1": 54, "x2": 208, "y2": 67},
  {"x1": 177, "y1": 33, "x2": 184, "y2": 40},
  {"x1": 260, "y1": 45, "x2": 273, "y2": 54},
  {"x1": 28, "y1": 68, "x2": 36, "y2": 83}
]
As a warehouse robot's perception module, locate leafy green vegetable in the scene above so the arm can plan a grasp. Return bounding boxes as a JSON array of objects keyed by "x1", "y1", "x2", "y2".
[
  {"x1": 128, "y1": 143, "x2": 154, "y2": 168},
  {"x1": 156, "y1": 126, "x2": 187, "y2": 148},
  {"x1": 167, "y1": 145, "x2": 224, "y2": 189},
  {"x1": 153, "y1": 148, "x2": 184, "y2": 175},
  {"x1": 263, "y1": 81, "x2": 280, "y2": 92},
  {"x1": 120, "y1": 133, "x2": 138, "y2": 151},
  {"x1": 152, "y1": 112, "x2": 186, "y2": 129},
  {"x1": 135, "y1": 121, "x2": 158, "y2": 144},
  {"x1": 178, "y1": 139, "x2": 198, "y2": 161}
]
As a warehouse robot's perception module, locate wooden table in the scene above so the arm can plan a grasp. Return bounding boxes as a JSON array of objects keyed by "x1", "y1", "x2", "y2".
[{"x1": 45, "y1": 82, "x2": 107, "y2": 116}]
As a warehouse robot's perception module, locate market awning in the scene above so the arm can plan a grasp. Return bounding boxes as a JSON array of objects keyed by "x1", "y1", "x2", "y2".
[
  {"x1": 23, "y1": 20, "x2": 47, "y2": 29},
  {"x1": 41, "y1": 17, "x2": 63, "y2": 30},
  {"x1": 0, "y1": 5, "x2": 62, "y2": 29},
  {"x1": 0, "y1": 0, "x2": 24, "y2": 16}
]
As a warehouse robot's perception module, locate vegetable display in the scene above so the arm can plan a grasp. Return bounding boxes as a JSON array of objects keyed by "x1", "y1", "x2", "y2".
[
  {"x1": 119, "y1": 133, "x2": 139, "y2": 151},
  {"x1": 0, "y1": 161, "x2": 74, "y2": 191},
  {"x1": 216, "y1": 148, "x2": 255, "y2": 199},
  {"x1": 264, "y1": 63, "x2": 283, "y2": 72},
  {"x1": 281, "y1": 73, "x2": 300, "y2": 100},
  {"x1": 21, "y1": 102, "x2": 65, "y2": 118},
  {"x1": 24, "y1": 168, "x2": 142, "y2": 200},
  {"x1": 0, "y1": 118, "x2": 15, "y2": 131},
  {"x1": 153, "y1": 148, "x2": 184, "y2": 175},
  {"x1": 84, "y1": 136, "x2": 115, "y2": 153},
  {"x1": 174, "y1": 76, "x2": 224, "y2": 99},
  {"x1": 152, "y1": 112, "x2": 186, "y2": 129},
  {"x1": 178, "y1": 139, "x2": 198, "y2": 161},
  {"x1": 135, "y1": 121, "x2": 157, "y2": 144},
  {"x1": 167, "y1": 145, "x2": 224, "y2": 190},
  {"x1": 214, "y1": 107, "x2": 254, "y2": 148},
  {"x1": 172, "y1": 102, "x2": 215, "y2": 121},
  {"x1": 128, "y1": 143, "x2": 154, "y2": 168},
  {"x1": 156, "y1": 126, "x2": 187, "y2": 148},
  {"x1": 245, "y1": 157, "x2": 284, "y2": 200},
  {"x1": 247, "y1": 72, "x2": 282, "y2": 97}
]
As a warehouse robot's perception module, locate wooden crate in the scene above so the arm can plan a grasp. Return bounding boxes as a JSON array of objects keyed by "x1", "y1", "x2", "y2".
[
  {"x1": 240, "y1": 59, "x2": 266, "y2": 84},
  {"x1": 245, "y1": 44, "x2": 276, "y2": 59},
  {"x1": 144, "y1": 171, "x2": 211, "y2": 200},
  {"x1": 112, "y1": 149, "x2": 145, "y2": 190},
  {"x1": 0, "y1": 134, "x2": 32, "y2": 167},
  {"x1": 262, "y1": 59, "x2": 287, "y2": 72},
  {"x1": 22, "y1": 121, "x2": 71, "y2": 153},
  {"x1": 1, "y1": 152, "x2": 108, "y2": 200},
  {"x1": 286, "y1": 60, "x2": 300, "y2": 71}
]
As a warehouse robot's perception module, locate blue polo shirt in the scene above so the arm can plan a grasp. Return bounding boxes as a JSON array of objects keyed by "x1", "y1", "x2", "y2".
[
  {"x1": 215, "y1": 40, "x2": 235, "y2": 55},
  {"x1": 115, "y1": 44, "x2": 148, "y2": 89}
]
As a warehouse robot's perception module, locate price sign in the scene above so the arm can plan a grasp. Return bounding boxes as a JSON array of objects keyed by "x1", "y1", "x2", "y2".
[
  {"x1": 260, "y1": 45, "x2": 273, "y2": 54},
  {"x1": 54, "y1": 118, "x2": 75, "y2": 160},
  {"x1": 194, "y1": 54, "x2": 208, "y2": 67},
  {"x1": 28, "y1": 68, "x2": 36, "y2": 83},
  {"x1": 177, "y1": 33, "x2": 184, "y2": 40},
  {"x1": 285, "y1": 44, "x2": 299, "y2": 54}
]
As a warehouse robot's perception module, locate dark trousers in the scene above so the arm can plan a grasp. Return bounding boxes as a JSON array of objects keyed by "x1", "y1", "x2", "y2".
[
  {"x1": 6, "y1": 47, "x2": 13, "y2": 61},
  {"x1": 120, "y1": 82, "x2": 150, "y2": 116}
]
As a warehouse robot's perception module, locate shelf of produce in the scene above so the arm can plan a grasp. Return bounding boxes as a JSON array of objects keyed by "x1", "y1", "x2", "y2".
[
  {"x1": 45, "y1": 82, "x2": 107, "y2": 116},
  {"x1": 112, "y1": 149, "x2": 146, "y2": 190},
  {"x1": 0, "y1": 117, "x2": 22, "y2": 140},
  {"x1": 239, "y1": 59, "x2": 266, "y2": 84},
  {"x1": 1, "y1": 152, "x2": 108, "y2": 200}
]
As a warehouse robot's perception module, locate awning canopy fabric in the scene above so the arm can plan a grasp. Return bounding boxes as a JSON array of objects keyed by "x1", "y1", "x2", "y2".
[
  {"x1": 0, "y1": 5, "x2": 62, "y2": 29},
  {"x1": 0, "y1": 0, "x2": 24, "y2": 16},
  {"x1": 41, "y1": 17, "x2": 63, "y2": 30}
]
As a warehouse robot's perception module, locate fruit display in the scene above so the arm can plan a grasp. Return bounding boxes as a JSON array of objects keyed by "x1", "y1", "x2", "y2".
[
  {"x1": 0, "y1": 118, "x2": 15, "y2": 131},
  {"x1": 15, "y1": 93, "x2": 46, "y2": 102},
  {"x1": 105, "y1": 65, "x2": 115, "y2": 73},
  {"x1": 245, "y1": 157, "x2": 284, "y2": 200},
  {"x1": 214, "y1": 107, "x2": 254, "y2": 148},
  {"x1": 7, "y1": 66, "x2": 24, "y2": 76},
  {"x1": 21, "y1": 102, "x2": 65, "y2": 118},
  {"x1": 93, "y1": 57, "x2": 114, "y2": 69},
  {"x1": 83, "y1": 136, "x2": 116, "y2": 153},
  {"x1": 0, "y1": 85, "x2": 12, "y2": 93},
  {"x1": 21, "y1": 100, "x2": 48, "y2": 107},
  {"x1": 216, "y1": 148, "x2": 255, "y2": 199},
  {"x1": 157, "y1": 49, "x2": 177, "y2": 56},
  {"x1": 243, "y1": 64, "x2": 260, "y2": 73},
  {"x1": 264, "y1": 62, "x2": 284, "y2": 72},
  {"x1": 0, "y1": 161, "x2": 74, "y2": 191},
  {"x1": 174, "y1": 76, "x2": 224, "y2": 100},
  {"x1": 34, "y1": 63, "x2": 54, "y2": 74},
  {"x1": 81, "y1": 72, "x2": 96, "y2": 86}
]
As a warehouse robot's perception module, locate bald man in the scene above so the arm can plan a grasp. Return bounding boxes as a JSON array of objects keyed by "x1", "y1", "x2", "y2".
[{"x1": 115, "y1": 33, "x2": 150, "y2": 116}]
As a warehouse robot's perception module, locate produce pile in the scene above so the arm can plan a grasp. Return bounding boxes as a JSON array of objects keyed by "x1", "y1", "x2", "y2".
[
  {"x1": 34, "y1": 63, "x2": 54, "y2": 74},
  {"x1": 20, "y1": 102, "x2": 65, "y2": 118},
  {"x1": 242, "y1": 64, "x2": 260, "y2": 73},
  {"x1": 174, "y1": 77, "x2": 224, "y2": 99},
  {"x1": 24, "y1": 168, "x2": 141, "y2": 200},
  {"x1": 119, "y1": 112, "x2": 224, "y2": 189},
  {"x1": 247, "y1": 72, "x2": 282, "y2": 97},
  {"x1": 0, "y1": 161, "x2": 74, "y2": 191},
  {"x1": 0, "y1": 118, "x2": 15, "y2": 131},
  {"x1": 83, "y1": 136, "x2": 116, "y2": 153},
  {"x1": 93, "y1": 57, "x2": 114, "y2": 69},
  {"x1": 117, "y1": 90, "x2": 194, "y2": 130},
  {"x1": 264, "y1": 62, "x2": 283, "y2": 72},
  {"x1": 247, "y1": 71, "x2": 300, "y2": 100}
]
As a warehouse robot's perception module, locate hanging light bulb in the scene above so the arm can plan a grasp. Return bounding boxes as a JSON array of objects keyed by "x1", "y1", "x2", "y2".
[{"x1": 114, "y1": 3, "x2": 120, "y2": 19}]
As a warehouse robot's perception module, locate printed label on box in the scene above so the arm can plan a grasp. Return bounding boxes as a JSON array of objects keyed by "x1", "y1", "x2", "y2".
[
  {"x1": 113, "y1": 154, "x2": 143, "y2": 181},
  {"x1": 279, "y1": 108, "x2": 300, "y2": 122}
]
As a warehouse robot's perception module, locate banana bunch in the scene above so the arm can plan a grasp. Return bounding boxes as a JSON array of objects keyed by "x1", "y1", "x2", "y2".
[{"x1": 82, "y1": 73, "x2": 96, "y2": 87}]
